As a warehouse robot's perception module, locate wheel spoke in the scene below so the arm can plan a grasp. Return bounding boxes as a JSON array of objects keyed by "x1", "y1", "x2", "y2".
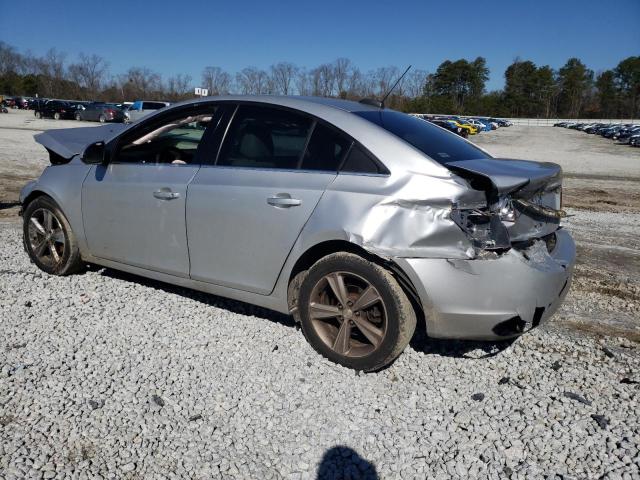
[
  {"x1": 49, "y1": 241, "x2": 60, "y2": 263},
  {"x1": 332, "y1": 319, "x2": 351, "y2": 355},
  {"x1": 34, "y1": 238, "x2": 48, "y2": 257},
  {"x1": 326, "y1": 273, "x2": 349, "y2": 306},
  {"x1": 351, "y1": 285, "x2": 381, "y2": 312},
  {"x1": 44, "y1": 210, "x2": 53, "y2": 232},
  {"x1": 30, "y1": 217, "x2": 46, "y2": 234},
  {"x1": 352, "y1": 316, "x2": 384, "y2": 347},
  {"x1": 309, "y1": 302, "x2": 342, "y2": 319}
]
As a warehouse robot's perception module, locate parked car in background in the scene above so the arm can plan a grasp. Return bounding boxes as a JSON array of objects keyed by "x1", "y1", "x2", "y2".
[
  {"x1": 125, "y1": 100, "x2": 170, "y2": 122},
  {"x1": 428, "y1": 119, "x2": 468, "y2": 138},
  {"x1": 449, "y1": 119, "x2": 478, "y2": 135},
  {"x1": 76, "y1": 103, "x2": 126, "y2": 123},
  {"x1": 12, "y1": 96, "x2": 29, "y2": 109},
  {"x1": 34, "y1": 100, "x2": 78, "y2": 120},
  {"x1": 20, "y1": 95, "x2": 575, "y2": 371}
]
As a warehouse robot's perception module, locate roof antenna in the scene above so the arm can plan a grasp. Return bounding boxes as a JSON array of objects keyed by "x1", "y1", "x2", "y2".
[
  {"x1": 380, "y1": 65, "x2": 412, "y2": 108},
  {"x1": 359, "y1": 65, "x2": 412, "y2": 109}
]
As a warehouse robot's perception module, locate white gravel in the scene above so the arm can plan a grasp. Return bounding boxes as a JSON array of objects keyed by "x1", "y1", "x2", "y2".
[{"x1": 1, "y1": 222, "x2": 639, "y2": 479}]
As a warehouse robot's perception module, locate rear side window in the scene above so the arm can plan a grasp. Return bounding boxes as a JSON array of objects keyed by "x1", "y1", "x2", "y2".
[
  {"x1": 341, "y1": 145, "x2": 384, "y2": 174},
  {"x1": 300, "y1": 123, "x2": 351, "y2": 172},
  {"x1": 354, "y1": 110, "x2": 489, "y2": 165},
  {"x1": 217, "y1": 105, "x2": 312, "y2": 170}
]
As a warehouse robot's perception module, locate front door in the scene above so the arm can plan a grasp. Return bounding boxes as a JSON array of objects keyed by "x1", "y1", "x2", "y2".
[{"x1": 82, "y1": 106, "x2": 219, "y2": 277}]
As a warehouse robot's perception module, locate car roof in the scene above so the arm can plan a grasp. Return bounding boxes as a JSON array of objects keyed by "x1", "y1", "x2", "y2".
[
  {"x1": 171, "y1": 94, "x2": 382, "y2": 114},
  {"x1": 122, "y1": 95, "x2": 455, "y2": 177}
]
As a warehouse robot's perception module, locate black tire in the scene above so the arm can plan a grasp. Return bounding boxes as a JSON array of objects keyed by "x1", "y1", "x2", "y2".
[
  {"x1": 98, "y1": 114, "x2": 106, "y2": 123},
  {"x1": 298, "y1": 252, "x2": 416, "y2": 372},
  {"x1": 53, "y1": 112, "x2": 60, "y2": 120},
  {"x1": 35, "y1": 111, "x2": 41, "y2": 119},
  {"x1": 75, "y1": 112, "x2": 81, "y2": 121},
  {"x1": 23, "y1": 196, "x2": 84, "y2": 275}
]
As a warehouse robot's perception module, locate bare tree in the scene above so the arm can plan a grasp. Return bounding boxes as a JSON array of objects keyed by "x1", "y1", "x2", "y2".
[
  {"x1": 118, "y1": 67, "x2": 162, "y2": 99},
  {"x1": 405, "y1": 69, "x2": 428, "y2": 98},
  {"x1": 166, "y1": 73, "x2": 193, "y2": 101},
  {"x1": 309, "y1": 63, "x2": 335, "y2": 97},
  {"x1": 68, "y1": 53, "x2": 109, "y2": 99},
  {"x1": 346, "y1": 68, "x2": 365, "y2": 98},
  {"x1": 201, "y1": 66, "x2": 232, "y2": 95},
  {"x1": 236, "y1": 67, "x2": 269, "y2": 94},
  {"x1": 0, "y1": 42, "x2": 24, "y2": 75},
  {"x1": 333, "y1": 58, "x2": 352, "y2": 96},
  {"x1": 295, "y1": 68, "x2": 312, "y2": 96},
  {"x1": 270, "y1": 62, "x2": 298, "y2": 95},
  {"x1": 36, "y1": 48, "x2": 67, "y2": 97},
  {"x1": 373, "y1": 66, "x2": 400, "y2": 97}
]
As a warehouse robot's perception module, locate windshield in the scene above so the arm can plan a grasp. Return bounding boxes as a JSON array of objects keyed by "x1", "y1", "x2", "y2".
[{"x1": 354, "y1": 110, "x2": 490, "y2": 164}]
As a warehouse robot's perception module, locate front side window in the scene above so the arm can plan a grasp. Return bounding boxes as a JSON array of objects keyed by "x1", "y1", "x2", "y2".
[
  {"x1": 115, "y1": 109, "x2": 217, "y2": 165},
  {"x1": 300, "y1": 123, "x2": 351, "y2": 172},
  {"x1": 354, "y1": 110, "x2": 490, "y2": 165},
  {"x1": 217, "y1": 105, "x2": 312, "y2": 169}
]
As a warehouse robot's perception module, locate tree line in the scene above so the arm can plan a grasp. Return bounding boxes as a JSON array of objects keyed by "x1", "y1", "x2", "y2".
[{"x1": 1, "y1": 41, "x2": 638, "y2": 118}]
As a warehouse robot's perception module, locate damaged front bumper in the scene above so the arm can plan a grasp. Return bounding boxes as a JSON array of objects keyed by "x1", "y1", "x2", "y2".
[{"x1": 394, "y1": 228, "x2": 576, "y2": 340}]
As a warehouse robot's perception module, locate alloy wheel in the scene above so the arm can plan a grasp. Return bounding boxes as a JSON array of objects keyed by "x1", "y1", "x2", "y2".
[
  {"x1": 308, "y1": 271, "x2": 387, "y2": 358},
  {"x1": 27, "y1": 208, "x2": 66, "y2": 268}
]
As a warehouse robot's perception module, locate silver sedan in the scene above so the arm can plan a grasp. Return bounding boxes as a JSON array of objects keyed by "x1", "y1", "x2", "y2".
[{"x1": 20, "y1": 96, "x2": 575, "y2": 371}]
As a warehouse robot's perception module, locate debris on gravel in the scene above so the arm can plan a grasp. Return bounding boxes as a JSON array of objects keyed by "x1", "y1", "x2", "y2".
[
  {"x1": 591, "y1": 414, "x2": 610, "y2": 430},
  {"x1": 563, "y1": 391, "x2": 593, "y2": 406}
]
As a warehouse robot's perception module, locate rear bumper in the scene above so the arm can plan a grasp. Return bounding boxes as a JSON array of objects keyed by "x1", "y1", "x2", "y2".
[{"x1": 394, "y1": 228, "x2": 576, "y2": 340}]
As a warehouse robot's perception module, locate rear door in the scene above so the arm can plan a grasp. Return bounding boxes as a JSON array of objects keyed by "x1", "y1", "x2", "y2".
[
  {"x1": 187, "y1": 104, "x2": 351, "y2": 294},
  {"x1": 82, "y1": 105, "x2": 222, "y2": 276}
]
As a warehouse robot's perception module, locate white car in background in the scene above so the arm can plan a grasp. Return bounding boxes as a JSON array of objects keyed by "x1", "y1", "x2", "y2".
[{"x1": 125, "y1": 100, "x2": 170, "y2": 123}]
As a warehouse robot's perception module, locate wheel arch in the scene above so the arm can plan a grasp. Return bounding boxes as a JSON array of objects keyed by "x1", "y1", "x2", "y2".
[
  {"x1": 286, "y1": 239, "x2": 424, "y2": 319},
  {"x1": 21, "y1": 189, "x2": 52, "y2": 210}
]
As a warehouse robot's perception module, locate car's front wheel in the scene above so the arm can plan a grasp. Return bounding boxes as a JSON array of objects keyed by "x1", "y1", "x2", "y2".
[
  {"x1": 53, "y1": 112, "x2": 60, "y2": 120},
  {"x1": 23, "y1": 196, "x2": 83, "y2": 275},
  {"x1": 298, "y1": 252, "x2": 416, "y2": 372},
  {"x1": 75, "y1": 112, "x2": 81, "y2": 121}
]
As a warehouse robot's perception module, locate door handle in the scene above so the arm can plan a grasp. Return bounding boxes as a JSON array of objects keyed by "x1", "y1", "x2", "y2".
[
  {"x1": 267, "y1": 194, "x2": 301, "y2": 208},
  {"x1": 153, "y1": 189, "x2": 180, "y2": 200}
]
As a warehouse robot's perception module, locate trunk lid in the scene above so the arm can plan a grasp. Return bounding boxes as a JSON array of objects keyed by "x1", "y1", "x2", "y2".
[{"x1": 447, "y1": 158, "x2": 562, "y2": 196}]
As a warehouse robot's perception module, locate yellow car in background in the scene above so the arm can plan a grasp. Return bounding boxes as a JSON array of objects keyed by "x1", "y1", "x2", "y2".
[{"x1": 450, "y1": 120, "x2": 478, "y2": 135}]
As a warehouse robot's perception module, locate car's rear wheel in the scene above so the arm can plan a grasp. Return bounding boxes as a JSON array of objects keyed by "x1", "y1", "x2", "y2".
[
  {"x1": 53, "y1": 112, "x2": 60, "y2": 120},
  {"x1": 98, "y1": 114, "x2": 106, "y2": 123},
  {"x1": 298, "y1": 252, "x2": 416, "y2": 372},
  {"x1": 35, "y1": 111, "x2": 41, "y2": 119},
  {"x1": 23, "y1": 196, "x2": 83, "y2": 275},
  {"x1": 75, "y1": 112, "x2": 81, "y2": 121}
]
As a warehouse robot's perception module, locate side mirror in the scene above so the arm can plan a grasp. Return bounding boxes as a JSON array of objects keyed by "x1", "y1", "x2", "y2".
[{"x1": 83, "y1": 142, "x2": 107, "y2": 164}]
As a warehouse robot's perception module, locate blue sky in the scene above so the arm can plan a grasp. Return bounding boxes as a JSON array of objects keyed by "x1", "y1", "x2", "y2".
[{"x1": 2, "y1": 0, "x2": 639, "y2": 91}]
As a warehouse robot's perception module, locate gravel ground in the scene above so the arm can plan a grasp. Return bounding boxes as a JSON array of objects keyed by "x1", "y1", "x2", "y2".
[
  {"x1": 1, "y1": 113, "x2": 640, "y2": 478},
  {"x1": 1, "y1": 222, "x2": 639, "y2": 479}
]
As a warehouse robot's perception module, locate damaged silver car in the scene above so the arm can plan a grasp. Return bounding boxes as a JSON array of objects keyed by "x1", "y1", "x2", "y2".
[{"x1": 20, "y1": 96, "x2": 575, "y2": 371}]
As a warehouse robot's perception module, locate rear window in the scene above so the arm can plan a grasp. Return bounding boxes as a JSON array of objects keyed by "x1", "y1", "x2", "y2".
[{"x1": 354, "y1": 110, "x2": 490, "y2": 164}]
